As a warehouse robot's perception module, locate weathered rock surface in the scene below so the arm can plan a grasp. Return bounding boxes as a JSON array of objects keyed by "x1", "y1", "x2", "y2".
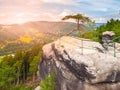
[
  {"x1": 39, "y1": 36, "x2": 120, "y2": 90},
  {"x1": 34, "y1": 86, "x2": 41, "y2": 90}
]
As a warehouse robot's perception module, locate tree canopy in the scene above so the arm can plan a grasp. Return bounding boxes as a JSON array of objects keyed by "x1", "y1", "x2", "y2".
[{"x1": 62, "y1": 14, "x2": 91, "y2": 30}]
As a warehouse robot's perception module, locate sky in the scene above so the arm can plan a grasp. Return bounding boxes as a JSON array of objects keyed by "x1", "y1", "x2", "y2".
[{"x1": 0, "y1": 0, "x2": 120, "y2": 24}]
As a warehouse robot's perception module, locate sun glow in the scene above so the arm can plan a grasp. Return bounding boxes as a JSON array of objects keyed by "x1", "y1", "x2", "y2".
[
  {"x1": 14, "y1": 13, "x2": 29, "y2": 24},
  {"x1": 14, "y1": 19, "x2": 27, "y2": 24},
  {"x1": 9, "y1": 13, "x2": 35, "y2": 24}
]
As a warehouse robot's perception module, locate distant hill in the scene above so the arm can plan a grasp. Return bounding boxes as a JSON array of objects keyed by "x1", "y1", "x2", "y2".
[
  {"x1": 0, "y1": 21, "x2": 87, "y2": 44},
  {"x1": 0, "y1": 21, "x2": 106, "y2": 44},
  {"x1": 96, "y1": 23, "x2": 106, "y2": 27},
  {"x1": 0, "y1": 21, "x2": 104, "y2": 55}
]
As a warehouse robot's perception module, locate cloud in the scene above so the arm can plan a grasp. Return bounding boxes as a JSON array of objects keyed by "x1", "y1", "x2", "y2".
[
  {"x1": 0, "y1": 0, "x2": 120, "y2": 24},
  {"x1": 32, "y1": 9, "x2": 73, "y2": 22},
  {"x1": 41, "y1": 0, "x2": 77, "y2": 5},
  {"x1": 77, "y1": 0, "x2": 119, "y2": 12},
  {"x1": 93, "y1": 8, "x2": 108, "y2": 12},
  {"x1": 93, "y1": 17, "x2": 107, "y2": 23},
  {"x1": 0, "y1": 8, "x2": 73, "y2": 24},
  {"x1": 75, "y1": 0, "x2": 120, "y2": 22}
]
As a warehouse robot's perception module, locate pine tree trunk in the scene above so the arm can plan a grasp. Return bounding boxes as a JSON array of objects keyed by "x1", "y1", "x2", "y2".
[
  {"x1": 23, "y1": 67, "x2": 26, "y2": 83},
  {"x1": 77, "y1": 19, "x2": 80, "y2": 30},
  {"x1": 32, "y1": 73, "x2": 36, "y2": 83},
  {"x1": 17, "y1": 77, "x2": 20, "y2": 85}
]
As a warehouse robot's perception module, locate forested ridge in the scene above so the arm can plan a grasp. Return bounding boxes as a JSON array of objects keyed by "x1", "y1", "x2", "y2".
[
  {"x1": 0, "y1": 21, "x2": 77, "y2": 44},
  {"x1": 96, "y1": 19, "x2": 120, "y2": 42},
  {"x1": 0, "y1": 43, "x2": 43, "y2": 90},
  {"x1": 0, "y1": 21, "x2": 77, "y2": 56}
]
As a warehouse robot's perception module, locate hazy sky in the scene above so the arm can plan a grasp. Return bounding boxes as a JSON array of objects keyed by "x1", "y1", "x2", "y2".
[{"x1": 0, "y1": 0, "x2": 120, "y2": 24}]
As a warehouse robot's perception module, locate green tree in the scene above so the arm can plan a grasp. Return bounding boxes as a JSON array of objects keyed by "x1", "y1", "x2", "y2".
[
  {"x1": 29, "y1": 52, "x2": 42, "y2": 82},
  {"x1": 0, "y1": 64, "x2": 16, "y2": 88},
  {"x1": 40, "y1": 72, "x2": 56, "y2": 90}
]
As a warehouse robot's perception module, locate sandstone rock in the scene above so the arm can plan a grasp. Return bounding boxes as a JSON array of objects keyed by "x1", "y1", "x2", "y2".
[
  {"x1": 34, "y1": 86, "x2": 41, "y2": 90},
  {"x1": 39, "y1": 36, "x2": 120, "y2": 90}
]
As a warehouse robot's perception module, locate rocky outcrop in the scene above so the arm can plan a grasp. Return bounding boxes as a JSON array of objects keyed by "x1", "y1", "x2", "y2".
[{"x1": 39, "y1": 36, "x2": 120, "y2": 90}]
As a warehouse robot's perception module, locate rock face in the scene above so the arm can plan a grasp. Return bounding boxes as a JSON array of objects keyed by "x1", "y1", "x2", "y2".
[{"x1": 39, "y1": 36, "x2": 120, "y2": 90}]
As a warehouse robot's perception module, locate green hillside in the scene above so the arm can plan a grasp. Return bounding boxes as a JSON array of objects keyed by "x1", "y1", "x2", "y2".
[
  {"x1": 0, "y1": 21, "x2": 88, "y2": 55},
  {"x1": 0, "y1": 21, "x2": 76, "y2": 43}
]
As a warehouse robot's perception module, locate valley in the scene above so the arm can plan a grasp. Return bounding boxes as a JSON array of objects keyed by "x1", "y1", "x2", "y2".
[{"x1": 0, "y1": 21, "x2": 77, "y2": 55}]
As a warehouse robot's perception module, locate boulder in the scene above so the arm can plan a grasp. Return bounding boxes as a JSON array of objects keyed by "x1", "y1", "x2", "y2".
[{"x1": 39, "y1": 36, "x2": 120, "y2": 90}]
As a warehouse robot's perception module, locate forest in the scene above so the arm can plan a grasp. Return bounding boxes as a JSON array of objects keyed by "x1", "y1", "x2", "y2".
[{"x1": 0, "y1": 43, "x2": 43, "y2": 90}]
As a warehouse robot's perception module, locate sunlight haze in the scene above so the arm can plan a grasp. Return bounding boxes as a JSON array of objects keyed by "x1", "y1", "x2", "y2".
[{"x1": 0, "y1": 0, "x2": 120, "y2": 24}]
